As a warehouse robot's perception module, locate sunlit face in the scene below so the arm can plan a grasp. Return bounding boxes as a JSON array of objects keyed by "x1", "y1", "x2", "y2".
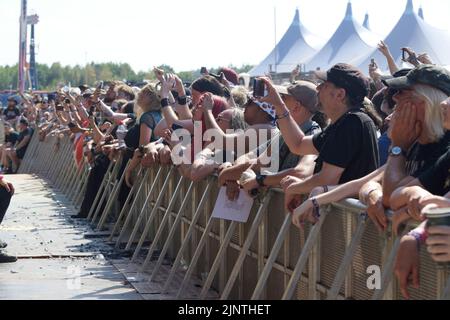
[
  {"x1": 216, "y1": 109, "x2": 233, "y2": 131},
  {"x1": 137, "y1": 92, "x2": 151, "y2": 108},
  {"x1": 317, "y1": 81, "x2": 341, "y2": 114},
  {"x1": 191, "y1": 89, "x2": 203, "y2": 107}
]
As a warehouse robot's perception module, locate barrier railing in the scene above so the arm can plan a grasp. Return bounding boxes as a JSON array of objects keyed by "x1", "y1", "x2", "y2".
[{"x1": 20, "y1": 134, "x2": 450, "y2": 300}]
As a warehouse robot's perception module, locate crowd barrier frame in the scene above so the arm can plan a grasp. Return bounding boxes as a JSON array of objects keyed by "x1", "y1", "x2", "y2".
[{"x1": 20, "y1": 134, "x2": 450, "y2": 300}]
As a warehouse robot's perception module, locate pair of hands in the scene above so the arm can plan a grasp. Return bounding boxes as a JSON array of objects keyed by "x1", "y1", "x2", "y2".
[
  {"x1": 217, "y1": 162, "x2": 241, "y2": 201},
  {"x1": 139, "y1": 144, "x2": 173, "y2": 170},
  {"x1": 154, "y1": 67, "x2": 185, "y2": 99}
]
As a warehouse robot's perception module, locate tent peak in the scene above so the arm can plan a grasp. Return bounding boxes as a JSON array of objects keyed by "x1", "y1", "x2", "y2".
[
  {"x1": 418, "y1": 6, "x2": 424, "y2": 19},
  {"x1": 345, "y1": 1, "x2": 353, "y2": 20},
  {"x1": 363, "y1": 13, "x2": 370, "y2": 29},
  {"x1": 405, "y1": 0, "x2": 414, "y2": 15}
]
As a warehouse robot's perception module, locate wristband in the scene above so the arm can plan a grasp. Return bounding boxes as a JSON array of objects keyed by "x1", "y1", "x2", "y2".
[
  {"x1": 322, "y1": 186, "x2": 329, "y2": 193},
  {"x1": 256, "y1": 174, "x2": 267, "y2": 188},
  {"x1": 275, "y1": 110, "x2": 290, "y2": 121},
  {"x1": 364, "y1": 188, "x2": 381, "y2": 204},
  {"x1": 407, "y1": 229, "x2": 428, "y2": 249},
  {"x1": 177, "y1": 96, "x2": 187, "y2": 105},
  {"x1": 161, "y1": 98, "x2": 170, "y2": 108}
]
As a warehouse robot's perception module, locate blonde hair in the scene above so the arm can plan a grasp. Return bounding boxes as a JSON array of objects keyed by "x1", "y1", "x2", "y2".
[
  {"x1": 413, "y1": 84, "x2": 446, "y2": 143},
  {"x1": 231, "y1": 86, "x2": 249, "y2": 108},
  {"x1": 135, "y1": 84, "x2": 161, "y2": 120}
]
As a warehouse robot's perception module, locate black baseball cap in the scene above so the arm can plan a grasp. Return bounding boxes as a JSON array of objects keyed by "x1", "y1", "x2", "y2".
[
  {"x1": 315, "y1": 63, "x2": 370, "y2": 103},
  {"x1": 7, "y1": 96, "x2": 18, "y2": 104},
  {"x1": 383, "y1": 64, "x2": 450, "y2": 97}
]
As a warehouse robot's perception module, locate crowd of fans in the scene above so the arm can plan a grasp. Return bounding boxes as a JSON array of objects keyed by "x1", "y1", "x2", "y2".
[{"x1": 0, "y1": 42, "x2": 449, "y2": 300}]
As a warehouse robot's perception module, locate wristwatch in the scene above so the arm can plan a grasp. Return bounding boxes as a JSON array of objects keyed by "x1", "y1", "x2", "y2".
[
  {"x1": 256, "y1": 174, "x2": 267, "y2": 188},
  {"x1": 389, "y1": 146, "x2": 407, "y2": 158}
]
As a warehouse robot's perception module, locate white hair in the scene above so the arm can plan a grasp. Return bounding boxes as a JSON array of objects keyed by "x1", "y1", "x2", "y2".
[
  {"x1": 413, "y1": 84, "x2": 447, "y2": 142},
  {"x1": 69, "y1": 88, "x2": 81, "y2": 96}
]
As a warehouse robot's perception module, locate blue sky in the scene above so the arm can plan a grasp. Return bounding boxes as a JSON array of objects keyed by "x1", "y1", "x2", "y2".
[{"x1": 1, "y1": 0, "x2": 449, "y2": 72}]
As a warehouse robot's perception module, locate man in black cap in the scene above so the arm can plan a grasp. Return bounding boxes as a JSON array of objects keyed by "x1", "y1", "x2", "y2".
[
  {"x1": 3, "y1": 97, "x2": 21, "y2": 127},
  {"x1": 259, "y1": 63, "x2": 379, "y2": 213},
  {"x1": 4, "y1": 118, "x2": 33, "y2": 173}
]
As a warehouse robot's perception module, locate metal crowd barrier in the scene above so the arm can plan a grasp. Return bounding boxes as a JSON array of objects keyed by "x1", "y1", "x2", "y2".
[{"x1": 19, "y1": 134, "x2": 450, "y2": 300}]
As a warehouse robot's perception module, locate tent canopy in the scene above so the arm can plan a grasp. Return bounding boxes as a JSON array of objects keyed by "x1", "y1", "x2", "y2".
[
  {"x1": 305, "y1": 2, "x2": 379, "y2": 72},
  {"x1": 358, "y1": 0, "x2": 450, "y2": 72},
  {"x1": 249, "y1": 8, "x2": 323, "y2": 77}
]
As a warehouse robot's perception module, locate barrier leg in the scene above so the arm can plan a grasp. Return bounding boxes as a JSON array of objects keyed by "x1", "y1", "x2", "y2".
[
  {"x1": 145, "y1": 182, "x2": 194, "y2": 276},
  {"x1": 327, "y1": 213, "x2": 368, "y2": 300},
  {"x1": 133, "y1": 176, "x2": 184, "y2": 263},
  {"x1": 161, "y1": 181, "x2": 212, "y2": 292},
  {"x1": 199, "y1": 221, "x2": 238, "y2": 299},
  {"x1": 114, "y1": 170, "x2": 150, "y2": 248},
  {"x1": 86, "y1": 160, "x2": 115, "y2": 221},
  {"x1": 281, "y1": 209, "x2": 330, "y2": 300},
  {"x1": 176, "y1": 216, "x2": 217, "y2": 298},
  {"x1": 97, "y1": 159, "x2": 129, "y2": 230},
  {"x1": 220, "y1": 193, "x2": 272, "y2": 300},
  {"x1": 91, "y1": 158, "x2": 122, "y2": 224},
  {"x1": 251, "y1": 214, "x2": 291, "y2": 300},
  {"x1": 107, "y1": 166, "x2": 143, "y2": 242},
  {"x1": 124, "y1": 167, "x2": 166, "y2": 251},
  {"x1": 371, "y1": 235, "x2": 403, "y2": 300}
]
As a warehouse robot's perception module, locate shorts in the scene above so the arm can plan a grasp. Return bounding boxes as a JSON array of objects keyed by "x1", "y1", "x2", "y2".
[{"x1": 16, "y1": 147, "x2": 27, "y2": 160}]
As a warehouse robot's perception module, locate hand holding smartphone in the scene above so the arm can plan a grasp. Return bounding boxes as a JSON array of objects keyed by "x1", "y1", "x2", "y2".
[{"x1": 253, "y1": 79, "x2": 267, "y2": 98}]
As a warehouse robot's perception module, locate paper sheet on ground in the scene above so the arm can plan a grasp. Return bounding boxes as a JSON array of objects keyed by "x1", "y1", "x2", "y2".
[{"x1": 211, "y1": 187, "x2": 254, "y2": 223}]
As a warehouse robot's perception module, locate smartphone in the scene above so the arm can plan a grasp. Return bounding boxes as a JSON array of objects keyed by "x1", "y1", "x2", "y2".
[
  {"x1": 370, "y1": 59, "x2": 375, "y2": 67},
  {"x1": 253, "y1": 79, "x2": 267, "y2": 98},
  {"x1": 55, "y1": 104, "x2": 64, "y2": 111}
]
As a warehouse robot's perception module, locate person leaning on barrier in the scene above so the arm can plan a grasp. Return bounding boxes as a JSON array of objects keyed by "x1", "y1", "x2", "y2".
[
  {"x1": 240, "y1": 81, "x2": 322, "y2": 195},
  {"x1": 390, "y1": 98, "x2": 450, "y2": 229},
  {"x1": 190, "y1": 102, "x2": 248, "y2": 182},
  {"x1": 3, "y1": 118, "x2": 33, "y2": 173},
  {"x1": 149, "y1": 70, "x2": 230, "y2": 179},
  {"x1": 256, "y1": 64, "x2": 380, "y2": 214},
  {"x1": 360, "y1": 65, "x2": 450, "y2": 232},
  {"x1": 389, "y1": 98, "x2": 450, "y2": 299}
]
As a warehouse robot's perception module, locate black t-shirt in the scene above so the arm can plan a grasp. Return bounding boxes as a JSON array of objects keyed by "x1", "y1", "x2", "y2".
[
  {"x1": 5, "y1": 132, "x2": 19, "y2": 145},
  {"x1": 312, "y1": 110, "x2": 380, "y2": 184},
  {"x1": 418, "y1": 149, "x2": 450, "y2": 196},
  {"x1": 3, "y1": 107, "x2": 20, "y2": 120},
  {"x1": 124, "y1": 111, "x2": 162, "y2": 151},
  {"x1": 17, "y1": 127, "x2": 33, "y2": 150},
  {"x1": 406, "y1": 131, "x2": 450, "y2": 178}
]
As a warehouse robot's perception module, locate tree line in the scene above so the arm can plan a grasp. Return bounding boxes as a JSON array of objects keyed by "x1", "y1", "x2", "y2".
[{"x1": 0, "y1": 62, "x2": 254, "y2": 91}]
